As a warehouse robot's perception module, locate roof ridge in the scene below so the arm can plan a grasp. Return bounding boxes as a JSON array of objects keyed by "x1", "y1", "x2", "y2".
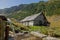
[{"x1": 20, "y1": 12, "x2": 42, "y2": 22}]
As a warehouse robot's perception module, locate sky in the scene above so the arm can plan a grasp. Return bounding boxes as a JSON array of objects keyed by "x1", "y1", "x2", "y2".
[{"x1": 0, "y1": 0, "x2": 48, "y2": 9}]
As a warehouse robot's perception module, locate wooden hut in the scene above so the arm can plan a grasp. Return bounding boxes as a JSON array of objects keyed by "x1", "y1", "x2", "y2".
[{"x1": 20, "y1": 12, "x2": 50, "y2": 26}]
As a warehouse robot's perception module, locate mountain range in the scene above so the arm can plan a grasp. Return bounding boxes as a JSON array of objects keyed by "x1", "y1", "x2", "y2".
[{"x1": 0, "y1": 0, "x2": 60, "y2": 20}]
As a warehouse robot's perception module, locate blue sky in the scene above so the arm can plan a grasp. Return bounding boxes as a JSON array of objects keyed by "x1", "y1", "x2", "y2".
[{"x1": 0, "y1": 0, "x2": 48, "y2": 9}]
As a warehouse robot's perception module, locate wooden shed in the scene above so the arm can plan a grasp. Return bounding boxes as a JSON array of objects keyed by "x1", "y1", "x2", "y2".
[{"x1": 20, "y1": 12, "x2": 50, "y2": 26}]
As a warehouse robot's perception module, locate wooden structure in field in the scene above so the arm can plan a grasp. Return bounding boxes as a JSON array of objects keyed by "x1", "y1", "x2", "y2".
[{"x1": 20, "y1": 12, "x2": 50, "y2": 26}]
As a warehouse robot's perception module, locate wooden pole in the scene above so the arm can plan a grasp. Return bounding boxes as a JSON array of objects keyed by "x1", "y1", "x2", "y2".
[
  {"x1": 5, "y1": 25, "x2": 9, "y2": 40},
  {"x1": 0, "y1": 19, "x2": 5, "y2": 40},
  {"x1": 0, "y1": 15, "x2": 8, "y2": 40}
]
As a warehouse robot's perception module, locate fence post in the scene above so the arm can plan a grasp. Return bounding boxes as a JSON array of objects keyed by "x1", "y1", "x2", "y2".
[
  {"x1": 0, "y1": 15, "x2": 8, "y2": 40},
  {"x1": 5, "y1": 25, "x2": 9, "y2": 40},
  {"x1": 0, "y1": 19, "x2": 5, "y2": 40}
]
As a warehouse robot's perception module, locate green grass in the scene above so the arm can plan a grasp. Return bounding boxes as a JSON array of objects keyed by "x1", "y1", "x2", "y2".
[
  {"x1": 29, "y1": 26, "x2": 60, "y2": 37},
  {"x1": 29, "y1": 26, "x2": 48, "y2": 35}
]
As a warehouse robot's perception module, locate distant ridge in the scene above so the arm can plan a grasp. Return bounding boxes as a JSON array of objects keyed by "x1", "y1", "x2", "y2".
[{"x1": 0, "y1": 0, "x2": 60, "y2": 20}]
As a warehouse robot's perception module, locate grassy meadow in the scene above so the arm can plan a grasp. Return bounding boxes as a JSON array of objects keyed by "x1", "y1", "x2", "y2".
[{"x1": 10, "y1": 15, "x2": 60, "y2": 37}]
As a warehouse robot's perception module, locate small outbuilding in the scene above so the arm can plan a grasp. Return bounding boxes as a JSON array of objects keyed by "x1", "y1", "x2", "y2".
[{"x1": 20, "y1": 12, "x2": 50, "y2": 26}]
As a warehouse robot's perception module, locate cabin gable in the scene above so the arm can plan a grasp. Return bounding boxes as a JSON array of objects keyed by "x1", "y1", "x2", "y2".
[{"x1": 34, "y1": 13, "x2": 50, "y2": 26}]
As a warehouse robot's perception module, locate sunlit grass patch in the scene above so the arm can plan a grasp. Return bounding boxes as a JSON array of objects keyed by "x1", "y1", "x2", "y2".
[
  {"x1": 29, "y1": 26, "x2": 48, "y2": 35},
  {"x1": 29, "y1": 26, "x2": 60, "y2": 37}
]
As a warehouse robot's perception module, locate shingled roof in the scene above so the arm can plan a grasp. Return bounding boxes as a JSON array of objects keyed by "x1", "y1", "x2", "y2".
[{"x1": 20, "y1": 12, "x2": 42, "y2": 22}]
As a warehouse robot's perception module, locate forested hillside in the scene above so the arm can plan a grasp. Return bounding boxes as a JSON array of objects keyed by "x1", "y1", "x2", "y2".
[{"x1": 0, "y1": 0, "x2": 60, "y2": 20}]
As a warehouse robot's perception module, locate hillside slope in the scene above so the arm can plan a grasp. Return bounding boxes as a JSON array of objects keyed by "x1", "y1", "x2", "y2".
[
  {"x1": 8, "y1": 0, "x2": 60, "y2": 20},
  {"x1": 47, "y1": 15, "x2": 60, "y2": 27},
  {"x1": 0, "y1": 0, "x2": 60, "y2": 20}
]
